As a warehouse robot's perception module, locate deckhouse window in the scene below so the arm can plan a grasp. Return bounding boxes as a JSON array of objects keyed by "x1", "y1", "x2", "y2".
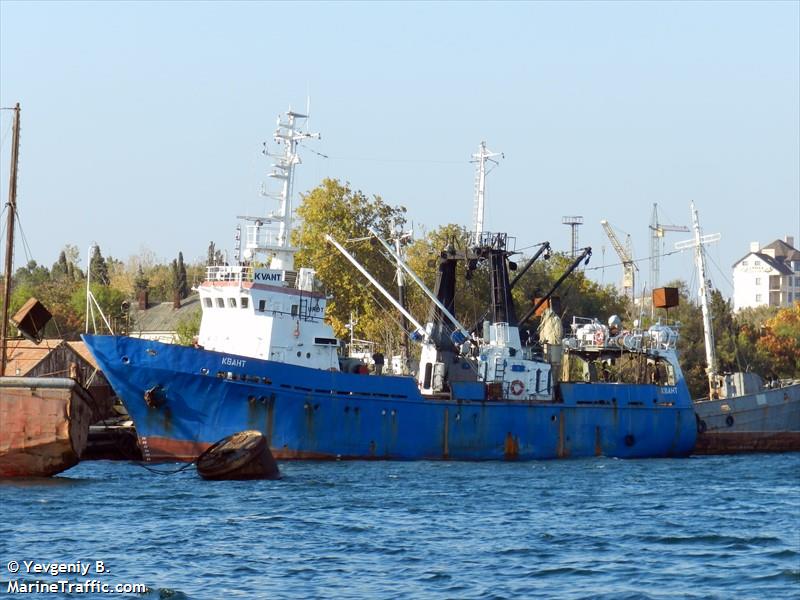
[
  {"x1": 228, "y1": 298, "x2": 237, "y2": 308},
  {"x1": 258, "y1": 300, "x2": 266, "y2": 312},
  {"x1": 203, "y1": 298, "x2": 212, "y2": 308},
  {"x1": 216, "y1": 298, "x2": 224, "y2": 308},
  {"x1": 291, "y1": 304, "x2": 299, "y2": 317},
  {"x1": 241, "y1": 297, "x2": 249, "y2": 309}
]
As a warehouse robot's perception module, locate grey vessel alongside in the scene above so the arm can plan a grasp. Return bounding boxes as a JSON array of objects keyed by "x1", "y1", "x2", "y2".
[
  {"x1": 694, "y1": 373, "x2": 800, "y2": 453},
  {"x1": 681, "y1": 203, "x2": 800, "y2": 454}
]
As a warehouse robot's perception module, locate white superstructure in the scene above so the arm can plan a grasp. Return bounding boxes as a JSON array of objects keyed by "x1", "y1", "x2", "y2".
[{"x1": 196, "y1": 109, "x2": 340, "y2": 371}]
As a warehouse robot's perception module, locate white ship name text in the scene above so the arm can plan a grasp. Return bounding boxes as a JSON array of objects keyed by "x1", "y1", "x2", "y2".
[{"x1": 222, "y1": 357, "x2": 247, "y2": 368}]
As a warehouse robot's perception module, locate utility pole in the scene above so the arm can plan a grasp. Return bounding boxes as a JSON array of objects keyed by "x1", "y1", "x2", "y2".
[{"x1": 1, "y1": 102, "x2": 21, "y2": 377}]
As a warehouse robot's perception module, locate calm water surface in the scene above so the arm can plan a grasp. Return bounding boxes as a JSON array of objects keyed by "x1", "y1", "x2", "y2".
[{"x1": 1, "y1": 454, "x2": 798, "y2": 599}]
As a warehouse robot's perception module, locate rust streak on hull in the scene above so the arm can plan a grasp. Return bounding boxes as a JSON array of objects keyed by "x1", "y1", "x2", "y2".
[
  {"x1": 503, "y1": 432, "x2": 519, "y2": 460},
  {"x1": 694, "y1": 432, "x2": 800, "y2": 455}
]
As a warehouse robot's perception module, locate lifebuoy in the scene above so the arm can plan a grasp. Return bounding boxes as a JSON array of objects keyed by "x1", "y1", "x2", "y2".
[
  {"x1": 594, "y1": 330, "x2": 604, "y2": 346},
  {"x1": 510, "y1": 380, "x2": 525, "y2": 395}
]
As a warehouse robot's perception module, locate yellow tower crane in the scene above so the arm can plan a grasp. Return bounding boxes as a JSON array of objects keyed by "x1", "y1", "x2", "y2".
[{"x1": 600, "y1": 219, "x2": 637, "y2": 302}]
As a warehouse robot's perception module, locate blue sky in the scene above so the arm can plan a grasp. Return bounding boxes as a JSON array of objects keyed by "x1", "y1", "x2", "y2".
[{"x1": 1, "y1": 0, "x2": 798, "y2": 298}]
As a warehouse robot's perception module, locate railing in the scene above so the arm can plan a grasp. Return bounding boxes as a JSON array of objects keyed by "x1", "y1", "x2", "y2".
[{"x1": 206, "y1": 265, "x2": 253, "y2": 283}]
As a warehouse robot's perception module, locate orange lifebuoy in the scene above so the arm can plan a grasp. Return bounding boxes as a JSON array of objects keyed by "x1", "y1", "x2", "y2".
[
  {"x1": 510, "y1": 380, "x2": 525, "y2": 395},
  {"x1": 594, "y1": 330, "x2": 604, "y2": 346}
]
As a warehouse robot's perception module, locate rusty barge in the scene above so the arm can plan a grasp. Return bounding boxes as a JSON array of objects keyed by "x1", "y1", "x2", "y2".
[{"x1": 0, "y1": 377, "x2": 92, "y2": 477}]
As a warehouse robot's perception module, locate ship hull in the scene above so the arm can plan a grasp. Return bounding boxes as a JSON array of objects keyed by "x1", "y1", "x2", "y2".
[
  {"x1": 0, "y1": 377, "x2": 92, "y2": 477},
  {"x1": 83, "y1": 335, "x2": 697, "y2": 462},
  {"x1": 693, "y1": 383, "x2": 800, "y2": 454}
]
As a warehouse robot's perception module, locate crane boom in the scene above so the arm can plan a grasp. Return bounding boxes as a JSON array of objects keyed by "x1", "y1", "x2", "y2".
[
  {"x1": 649, "y1": 203, "x2": 689, "y2": 290},
  {"x1": 601, "y1": 219, "x2": 637, "y2": 301}
]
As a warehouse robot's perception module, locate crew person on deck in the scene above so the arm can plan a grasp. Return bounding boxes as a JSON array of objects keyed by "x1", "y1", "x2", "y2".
[{"x1": 372, "y1": 351, "x2": 385, "y2": 375}]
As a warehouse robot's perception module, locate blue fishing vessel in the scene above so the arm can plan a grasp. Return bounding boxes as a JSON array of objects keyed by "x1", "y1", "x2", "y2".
[{"x1": 83, "y1": 110, "x2": 696, "y2": 461}]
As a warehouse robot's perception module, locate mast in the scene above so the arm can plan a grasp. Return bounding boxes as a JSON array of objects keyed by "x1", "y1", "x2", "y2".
[
  {"x1": 1, "y1": 102, "x2": 21, "y2": 377},
  {"x1": 692, "y1": 202, "x2": 717, "y2": 398},
  {"x1": 675, "y1": 202, "x2": 721, "y2": 399},
  {"x1": 470, "y1": 142, "x2": 503, "y2": 242},
  {"x1": 391, "y1": 220, "x2": 412, "y2": 367},
  {"x1": 242, "y1": 108, "x2": 319, "y2": 272}
]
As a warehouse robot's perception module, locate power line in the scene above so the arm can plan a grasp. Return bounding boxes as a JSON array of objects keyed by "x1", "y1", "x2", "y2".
[
  {"x1": 298, "y1": 144, "x2": 466, "y2": 165},
  {"x1": 584, "y1": 248, "x2": 685, "y2": 272}
]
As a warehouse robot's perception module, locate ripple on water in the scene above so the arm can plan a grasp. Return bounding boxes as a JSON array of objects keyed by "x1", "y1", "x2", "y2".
[{"x1": 2, "y1": 454, "x2": 798, "y2": 599}]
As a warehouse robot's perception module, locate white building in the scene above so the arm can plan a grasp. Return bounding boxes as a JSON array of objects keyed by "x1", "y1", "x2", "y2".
[{"x1": 732, "y1": 236, "x2": 800, "y2": 311}]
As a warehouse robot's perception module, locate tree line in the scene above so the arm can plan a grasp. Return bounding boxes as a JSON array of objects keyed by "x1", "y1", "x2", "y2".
[
  {"x1": 5, "y1": 244, "x2": 201, "y2": 339},
  {"x1": 3, "y1": 177, "x2": 798, "y2": 399}
]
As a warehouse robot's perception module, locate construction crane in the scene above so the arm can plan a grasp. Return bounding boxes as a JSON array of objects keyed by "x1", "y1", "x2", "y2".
[
  {"x1": 649, "y1": 203, "x2": 689, "y2": 290},
  {"x1": 600, "y1": 219, "x2": 637, "y2": 301}
]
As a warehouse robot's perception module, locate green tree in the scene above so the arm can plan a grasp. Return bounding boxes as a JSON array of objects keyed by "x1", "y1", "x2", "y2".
[
  {"x1": 177, "y1": 252, "x2": 189, "y2": 299},
  {"x1": 175, "y1": 308, "x2": 202, "y2": 346},
  {"x1": 207, "y1": 241, "x2": 223, "y2": 266},
  {"x1": 404, "y1": 224, "x2": 490, "y2": 333},
  {"x1": 70, "y1": 284, "x2": 128, "y2": 335},
  {"x1": 134, "y1": 265, "x2": 149, "y2": 294},
  {"x1": 13, "y1": 260, "x2": 50, "y2": 288},
  {"x1": 51, "y1": 250, "x2": 70, "y2": 280},
  {"x1": 170, "y1": 259, "x2": 179, "y2": 300},
  {"x1": 147, "y1": 264, "x2": 174, "y2": 302},
  {"x1": 293, "y1": 178, "x2": 407, "y2": 341},
  {"x1": 89, "y1": 246, "x2": 109, "y2": 286},
  {"x1": 709, "y1": 289, "x2": 739, "y2": 373}
]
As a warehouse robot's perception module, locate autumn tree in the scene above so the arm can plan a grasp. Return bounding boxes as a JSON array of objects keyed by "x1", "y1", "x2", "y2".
[
  {"x1": 756, "y1": 303, "x2": 800, "y2": 378},
  {"x1": 732, "y1": 305, "x2": 777, "y2": 376}
]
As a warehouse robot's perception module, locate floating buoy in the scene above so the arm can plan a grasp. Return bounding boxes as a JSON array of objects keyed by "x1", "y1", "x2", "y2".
[{"x1": 196, "y1": 430, "x2": 280, "y2": 480}]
